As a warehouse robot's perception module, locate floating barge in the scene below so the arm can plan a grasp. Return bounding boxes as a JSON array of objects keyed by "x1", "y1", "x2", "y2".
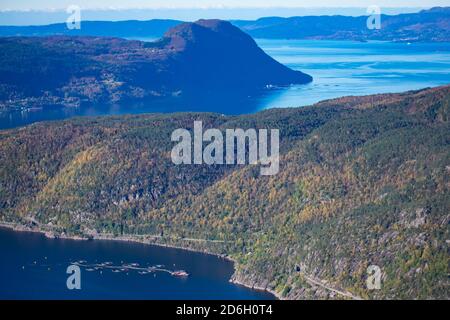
[{"x1": 171, "y1": 270, "x2": 189, "y2": 277}]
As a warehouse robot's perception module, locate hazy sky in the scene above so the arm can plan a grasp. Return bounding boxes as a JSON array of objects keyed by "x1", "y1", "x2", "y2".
[{"x1": 1, "y1": 0, "x2": 450, "y2": 11}]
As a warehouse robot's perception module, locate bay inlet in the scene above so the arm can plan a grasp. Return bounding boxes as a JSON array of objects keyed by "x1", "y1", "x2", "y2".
[{"x1": 0, "y1": 227, "x2": 275, "y2": 300}]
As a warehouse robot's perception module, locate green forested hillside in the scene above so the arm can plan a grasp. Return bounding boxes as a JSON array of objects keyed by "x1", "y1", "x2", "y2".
[{"x1": 0, "y1": 86, "x2": 449, "y2": 299}]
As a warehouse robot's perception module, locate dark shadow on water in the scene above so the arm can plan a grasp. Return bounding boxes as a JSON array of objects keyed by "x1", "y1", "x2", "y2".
[{"x1": 0, "y1": 88, "x2": 284, "y2": 130}]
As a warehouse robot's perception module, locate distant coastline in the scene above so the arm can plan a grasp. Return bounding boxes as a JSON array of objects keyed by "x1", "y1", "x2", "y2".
[{"x1": 1, "y1": 7, "x2": 448, "y2": 42}]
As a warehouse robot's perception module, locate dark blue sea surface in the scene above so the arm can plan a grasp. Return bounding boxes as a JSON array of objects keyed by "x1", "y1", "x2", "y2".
[
  {"x1": 0, "y1": 40, "x2": 449, "y2": 129},
  {"x1": 0, "y1": 227, "x2": 275, "y2": 300}
]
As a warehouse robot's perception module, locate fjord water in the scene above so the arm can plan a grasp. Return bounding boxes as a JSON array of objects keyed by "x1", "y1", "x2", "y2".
[
  {"x1": 0, "y1": 227, "x2": 274, "y2": 299},
  {"x1": 255, "y1": 40, "x2": 450, "y2": 108},
  {"x1": 0, "y1": 40, "x2": 449, "y2": 129}
]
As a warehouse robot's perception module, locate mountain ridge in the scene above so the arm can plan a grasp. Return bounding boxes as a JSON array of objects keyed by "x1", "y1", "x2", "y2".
[
  {"x1": 1, "y1": 8, "x2": 448, "y2": 42},
  {"x1": 1, "y1": 85, "x2": 448, "y2": 299},
  {"x1": 232, "y1": 7, "x2": 450, "y2": 42}
]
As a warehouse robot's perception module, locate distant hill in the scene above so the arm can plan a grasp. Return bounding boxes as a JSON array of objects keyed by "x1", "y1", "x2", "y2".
[
  {"x1": 0, "y1": 19, "x2": 182, "y2": 38},
  {"x1": 0, "y1": 8, "x2": 449, "y2": 42},
  {"x1": 0, "y1": 19, "x2": 312, "y2": 113},
  {"x1": 1, "y1": 85, "x2": 448, "y2": 299},
  {"x1": 233, "y1": 7, "x2": 450, "y2": 42}
]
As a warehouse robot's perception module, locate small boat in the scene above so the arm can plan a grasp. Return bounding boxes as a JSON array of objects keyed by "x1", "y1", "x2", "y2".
[
  {"x1": 129, "y1": 263, "x2": 139, "y2": 267},
  {"x1": 138, "y1": 271, "x2": 148, "y2": 275},
  {"x1": 112, "y1": 269, "x2": 121, "y2": 273},
  {"x1": 172, "y1": 270, "x2": 189, "y2": 277},
  {"x1": 102, "y1": 262, "x2": 113, "y2": 266},
  {"x1": 86, "y1": 268, "x2": 95, "y2": 272}
]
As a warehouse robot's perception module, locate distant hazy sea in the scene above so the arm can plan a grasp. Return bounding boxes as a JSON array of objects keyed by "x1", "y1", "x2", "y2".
[{"x1": 0, "y1": 39, "x2": 449, "y2": 129}]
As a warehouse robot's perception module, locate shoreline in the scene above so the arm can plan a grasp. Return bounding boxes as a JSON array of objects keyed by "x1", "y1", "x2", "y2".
[{"x1": 0, "y1": 222, "x2": 281, "y2": 300}]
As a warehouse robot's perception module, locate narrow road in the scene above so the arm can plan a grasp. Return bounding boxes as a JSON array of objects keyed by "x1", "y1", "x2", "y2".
[
  {"x1": 180, "y1": 237, "x2": 229, "y2": 243},
  {"x1": 302, "y1": 273, "x2": 363, "y2": 300}
]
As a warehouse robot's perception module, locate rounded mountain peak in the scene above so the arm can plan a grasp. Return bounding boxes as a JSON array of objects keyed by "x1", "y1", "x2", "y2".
[
  {"x1": 147, "y1": 18, "x2": 312, "y2": 91},
  {"x1": 165, "y1": 19, "x2": 236, "y2": 36},
  {"x1": 162, "y1": 19, "x2": 253, "y2": 51}
]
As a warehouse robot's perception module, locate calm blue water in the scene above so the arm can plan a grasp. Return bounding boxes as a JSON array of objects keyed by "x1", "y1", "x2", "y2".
[
  {"x1": 0, "y1": 40, "x2": 449, "y2": 129},
  {"x1": 255, "y1": 40, "x2": 450, "y2": 108},
  {"x1": 0, "y1": 227, "x2": 274, "y2": 299}
]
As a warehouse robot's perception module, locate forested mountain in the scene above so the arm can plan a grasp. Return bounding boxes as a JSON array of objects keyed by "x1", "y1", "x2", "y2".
[
  {"x1": 0, "y1": 19, "x2": 311, "y2": 113},
  {"x1": 0, "y1": 85, "x2": 448, "y2": 299},
  {"x1": 1, "y1": 7, "x2": 449, "y2": 42}
]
